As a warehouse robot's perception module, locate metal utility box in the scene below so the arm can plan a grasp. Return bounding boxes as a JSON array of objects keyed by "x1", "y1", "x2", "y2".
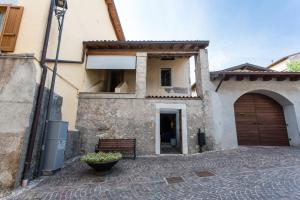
[{"x1": 43, "y1": 120, "x2": 68, "y2": 173}]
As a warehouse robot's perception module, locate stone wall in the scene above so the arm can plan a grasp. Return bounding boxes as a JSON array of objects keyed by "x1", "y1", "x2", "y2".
[
  {"x1": 0, "y1": 56, "x2": 67, "y2": 195},
  {"x1": 65, "y1": 130, "x2": 81, "y2": 160},
  {"x1": 0, "y1": 57, "x2": 37, "y2": 193},
  {"x1": 76, "y1": 96, "x2": 213, "y2": 155}
]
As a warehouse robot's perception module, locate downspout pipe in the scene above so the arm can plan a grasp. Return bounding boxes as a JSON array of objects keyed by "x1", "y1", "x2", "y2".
[{"x1": 22, "y1": 0, "x2": 54, "y2": 186}]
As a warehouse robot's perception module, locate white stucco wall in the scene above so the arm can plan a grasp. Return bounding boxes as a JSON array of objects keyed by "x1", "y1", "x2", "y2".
[
  {"x1": 207, "y1": 79, "x2": 300, "y2": 149},
  {"x1": 146, "y1": 58, "x2": 191, "y2": 96},
  {"x1": 194, "y1": 49, "x2": 300, "y2": 150}
]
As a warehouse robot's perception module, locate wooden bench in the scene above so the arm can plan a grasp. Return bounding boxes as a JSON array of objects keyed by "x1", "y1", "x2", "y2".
[{"x1": 95, "y1": 139, "x2": 136, "y2": 159}]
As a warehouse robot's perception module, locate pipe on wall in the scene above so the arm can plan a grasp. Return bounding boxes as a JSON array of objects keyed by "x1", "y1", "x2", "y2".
[{"x1": 22, "y1": 0, "x2": 54, "y2": 185}]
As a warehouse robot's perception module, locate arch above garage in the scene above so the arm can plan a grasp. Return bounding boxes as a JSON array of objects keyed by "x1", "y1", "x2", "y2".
[{"x1": 206, "y1": 68, "x2": 300, "y2": 150}]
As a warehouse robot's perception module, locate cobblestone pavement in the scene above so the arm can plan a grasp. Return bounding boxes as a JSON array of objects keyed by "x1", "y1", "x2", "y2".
[{"x1": 6, "y1": 147, "x2": 300, "y2": 200}]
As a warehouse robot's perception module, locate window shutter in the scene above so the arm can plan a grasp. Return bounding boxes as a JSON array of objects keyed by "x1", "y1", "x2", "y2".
[{"x1": 0, "y1": 6, "x2": 23, "y2": 52}]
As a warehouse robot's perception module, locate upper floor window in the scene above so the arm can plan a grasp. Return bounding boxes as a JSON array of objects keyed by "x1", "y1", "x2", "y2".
[
  {"x1": 0, "y1": 5, "x2": 23, "y2": 52},
  {"x1": 161, "y1": 68, "x2": 172, "y2": 87}
]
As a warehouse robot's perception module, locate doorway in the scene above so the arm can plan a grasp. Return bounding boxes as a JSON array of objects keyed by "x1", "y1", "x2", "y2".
[
  {"x1": 160, "y1": 113, "x2": 181, "y2": 154},
  {"x1": 107, "y1": 70, "x2": 124, "y2": 92},
  {"x1": 234, "y1": 93, "x2": 289, "y2": 146},
  {"x1": 155, "y1": 104, "x2": 188, "y2": 154}
]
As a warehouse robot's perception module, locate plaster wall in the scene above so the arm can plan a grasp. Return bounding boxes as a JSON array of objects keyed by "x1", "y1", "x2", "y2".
[
  {"x1": 45, "y1": 68, "x2": 79, "y2": 130},
  {"x1": 146, "y1": 58, "x2": 191, "y2": 96},
  {"x1": 83, "y1": 70, "x2": 106, "y2": 92},
  {"x1": 207, "y1": 79, "x2": 300, "y2": 149},
  {"x1": 15, "y1": 0, "x2": 117, "y2": 60},
  {"x1": 194, "y1": 49, "x2": 300, "y2": 150},
  {"x1": 124, "y1": 70, "x2": 136, "y2": 93},
  {"x1": 3, "y1": 0, "x2": 119, "y2": 130}
]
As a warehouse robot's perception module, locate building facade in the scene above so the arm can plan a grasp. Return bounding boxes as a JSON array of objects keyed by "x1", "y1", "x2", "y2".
[
  {"x1": 2, "y1": 0, "x2": 300, "y2": 195},
  {"x1": 76, "y1": 41, "x2": 210, "y2": 155},
  {"x1": 0, "y1": 0, "x2": 123, "y2": 192},
  {"x1": 76, "y1": 43, "x2": 300, "y2": 156},
  {"x1": 208, "y1": 64, "x2": 300, "y2": 149}
]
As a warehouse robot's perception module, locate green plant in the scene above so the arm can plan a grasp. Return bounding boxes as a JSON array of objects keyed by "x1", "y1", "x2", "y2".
[
  {"x1": 287, "y1": 61, "x2": 300, "y2": 72},
  {"x1": 80, "y1": 152, "x2": 122, "y2": 164}
]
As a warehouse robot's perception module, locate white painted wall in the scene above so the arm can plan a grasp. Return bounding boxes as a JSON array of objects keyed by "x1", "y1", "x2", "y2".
[
  {"x1": 195, "y1": 49, "x2": 300, "y2": 150},
  {"x1": 207, "y1": 79, "x2": 300, "y2": 149}
]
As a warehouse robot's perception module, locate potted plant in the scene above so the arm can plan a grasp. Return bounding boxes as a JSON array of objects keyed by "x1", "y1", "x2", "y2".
[{"x1": 81, "y1": 152, "x2": 122, "y2": 172}]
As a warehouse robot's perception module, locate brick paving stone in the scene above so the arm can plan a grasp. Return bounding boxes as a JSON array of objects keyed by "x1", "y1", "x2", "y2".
[{"x1": 5, "y1": 146, "x2": 300, "y2": 200}]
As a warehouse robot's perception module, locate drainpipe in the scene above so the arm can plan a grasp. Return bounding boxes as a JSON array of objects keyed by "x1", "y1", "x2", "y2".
[{"x1": 22, "y1": 0, "x2": 54, "y2": 187}]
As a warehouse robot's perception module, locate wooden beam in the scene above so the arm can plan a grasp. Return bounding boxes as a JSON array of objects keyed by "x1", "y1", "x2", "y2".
[
  {"x1": 290, "y1": 77, "x2": 300, "y2": 81},
  {"x1": 249, "y1": 76, "x2": 258, "y2": 81},
  {"x1": 236, "y1": 76, "x2": 244, "y2": 81},
  {"x1": 276, "y1": 76, "x2": 286, "y2": 81},
  {"x1": 215, "y1": 76, "x2": 225, "y2": 92},
  {"x1": 263, "y1": 76, "x2": 272, "y2": 81},
  {"x1": 224, "y1": 76, "x2": 231, "y2": 81},
  {"x1": 87, "y1": 50, "x2": 136, "y2": 56}
]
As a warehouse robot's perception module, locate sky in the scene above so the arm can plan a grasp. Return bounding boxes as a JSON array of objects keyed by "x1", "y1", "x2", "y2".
[{"x1": 114, "y1": 0, "x2": 300, "y2": 72}]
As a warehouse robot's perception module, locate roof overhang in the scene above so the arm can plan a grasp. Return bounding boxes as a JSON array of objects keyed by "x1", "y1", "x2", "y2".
[
  {"x1": 210, "y1": 71, "x2": 300, "y2": 81},
  {"x1": 84, "y1": 40, "x2": 209, "y2": 58},
  {"x1": 105, "y1": 0, "x2": 125, "y2": 41}
]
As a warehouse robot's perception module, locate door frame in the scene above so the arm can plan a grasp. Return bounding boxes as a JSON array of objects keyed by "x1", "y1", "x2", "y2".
[
  {"x1": 160, "y1": 110, "x2": 180, "y2": 149},
  {"x1": 155, "y1": 104, "x2": 188, "y2": 154}
]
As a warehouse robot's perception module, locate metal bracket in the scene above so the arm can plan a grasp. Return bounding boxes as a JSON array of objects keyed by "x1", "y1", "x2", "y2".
[{"x1": 215, "y1": 74, "x2": 225, "y2": 92}]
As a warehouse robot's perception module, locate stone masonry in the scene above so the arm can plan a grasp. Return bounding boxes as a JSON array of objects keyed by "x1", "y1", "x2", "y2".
[
  {"x1": 76, "y1": 97, "x2": 214, "y2": 155},
  {"x1": 0, "y1": 56, "x2": 69, "y2": 195},
  {"x1": 0, "y1": 57, "x2": 37, "y2": 192}
]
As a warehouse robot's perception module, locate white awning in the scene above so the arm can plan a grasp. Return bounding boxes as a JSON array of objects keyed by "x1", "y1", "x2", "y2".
[{"x1": 86, "y1": 55, "x2": 136, "y2": 70}]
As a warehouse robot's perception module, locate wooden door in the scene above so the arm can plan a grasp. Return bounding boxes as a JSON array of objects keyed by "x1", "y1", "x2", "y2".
[{"x1": 234, "y1": 93, "x2": 289, "y2": 146}]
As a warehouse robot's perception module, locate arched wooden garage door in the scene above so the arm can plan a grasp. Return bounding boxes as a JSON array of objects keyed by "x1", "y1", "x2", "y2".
[{"x1": 234, "y1": 93, "x2": 289, "y2": 146}]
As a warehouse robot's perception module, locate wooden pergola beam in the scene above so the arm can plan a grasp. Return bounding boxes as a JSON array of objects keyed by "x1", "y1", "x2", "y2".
[
  {"x1": 276, "y1": 76, "x2": 287, "y2": 81},
  {"x1": 249, "y1": 76, "x2": 258, "y2": 81},
  {"x1": 262, "y1": 76, "x2": 272, "y2": 81}
]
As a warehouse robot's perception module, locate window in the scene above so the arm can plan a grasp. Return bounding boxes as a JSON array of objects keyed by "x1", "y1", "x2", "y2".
[
  {"x1": 161, "y1": 68, "x2": 172, "y2": 87},
  {"x1": 0, "y1": 5, "x2": 23, "y2": 52}
]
